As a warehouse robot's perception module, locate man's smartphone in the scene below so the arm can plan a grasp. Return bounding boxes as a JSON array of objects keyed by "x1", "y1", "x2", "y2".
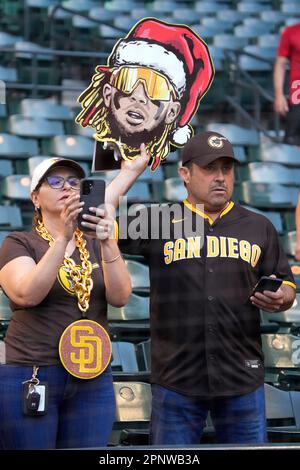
[
  {"x1": 78, "y1": 178, "x2": 106, "y2": 232},
  {"x1": 252, "y1": 276, "x2": 283, "y2": 295}
]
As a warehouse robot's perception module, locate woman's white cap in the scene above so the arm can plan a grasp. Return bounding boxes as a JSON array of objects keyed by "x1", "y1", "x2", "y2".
[{"x1": 30, "y1": 157, "x2": 85, "y2": 192}]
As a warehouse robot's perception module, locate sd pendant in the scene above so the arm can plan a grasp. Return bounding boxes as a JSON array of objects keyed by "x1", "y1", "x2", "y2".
[{"x1": 59, "y1": 319, "x2": 112, "y2": 379}]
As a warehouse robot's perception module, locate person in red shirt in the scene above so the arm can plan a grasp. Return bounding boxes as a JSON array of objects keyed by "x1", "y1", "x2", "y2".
[{"x1": 273, "y1": 22, "x2": 300, "y2": 145}]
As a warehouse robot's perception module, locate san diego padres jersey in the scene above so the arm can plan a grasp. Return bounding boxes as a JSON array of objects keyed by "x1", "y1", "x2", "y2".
[{"x1": 117, "y1": 200, "x2": 296, "y2": 397}]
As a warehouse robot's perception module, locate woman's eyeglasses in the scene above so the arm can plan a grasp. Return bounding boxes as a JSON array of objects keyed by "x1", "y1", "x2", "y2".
[{"x1": 45, "y1": 175, "x2": 81, "y2": 189}]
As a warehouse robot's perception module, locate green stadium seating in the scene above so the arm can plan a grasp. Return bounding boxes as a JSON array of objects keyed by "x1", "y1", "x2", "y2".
[
  {"x1": 281, "y1": 231, "x2": 296, "y2": 257},
  {"x1": 0, "y1": 288, "x2": 12, "y2": 321},
  {"x1": 9, "y1": 115, "x2": 64, "y2": 138},
  {"x1": 2, "y1": 175, "x2": 31, "y2": 201},
  {"x1": 20, "y1": 99, "x2": 73, "y2": 121},
  {"x1": 112, "y1": 341, "x2": 139, "y2": 373},
  {"x1": 125, "y1": 261, "x2": 150, "y2": 293},
  {"x1": 240, "y1": 162, "x2": 300, "y2": 185},
  {"x1": 239, "y1": 182, "x2": 298, "y2": 209},
  {"x1": 114, "y1": 381, "x2": 151, "y2": 422},
  {"x1": 257, "y1": 141, "x2": 300, "y2": 167},
  {"x1": 108, "y1": 294, "x2": 149, "y2": 321},
  {"x1": 0, "y1": 204, "x2": 23, "y2": 229},
  {"x1": 164, "y1": 177, "x2": 187, "y2": 202},
  {"x1": 0, "y1": 160, "x2": 13, "y2": 177},
  {"x1": 44, "y1": 135, "x2": 94, "y2": 160},
  {"x1": 0, "y1": 133, "x2": 38, "y2": 157}
]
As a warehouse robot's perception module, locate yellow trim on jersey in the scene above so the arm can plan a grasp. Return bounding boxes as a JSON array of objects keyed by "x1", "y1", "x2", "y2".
[
  {"x1": 283, "y1": 280, "x2": 297, "y2": 289},
  {"x1": 114, "y1": 220, "x2": 119, "y2": 241},
  {"x1": 183, "y1": 199, "x2": 235, "y2": 225},
  {"x1": 220, "y1": 201, "x2": 234, "y2": 218}
]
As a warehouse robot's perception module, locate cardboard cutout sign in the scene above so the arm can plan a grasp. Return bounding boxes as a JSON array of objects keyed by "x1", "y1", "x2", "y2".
[{"x1": 76, "y1": 18, "x2": 214, "y2": 171}]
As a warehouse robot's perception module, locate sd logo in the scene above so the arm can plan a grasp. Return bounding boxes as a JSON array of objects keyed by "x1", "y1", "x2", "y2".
[{"x1": 59, "y1": 319, "x2": 112, "y2": 379}]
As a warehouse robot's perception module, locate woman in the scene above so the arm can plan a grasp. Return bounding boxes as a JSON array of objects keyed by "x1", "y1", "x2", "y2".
[{"x1": 0, "y1": 157, "x2": 131, "y2": 449}]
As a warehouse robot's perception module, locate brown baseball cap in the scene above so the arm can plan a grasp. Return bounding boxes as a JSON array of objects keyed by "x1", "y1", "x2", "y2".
[{"x1": 182, "y1": 131, "x2": 238, "y2": 167}]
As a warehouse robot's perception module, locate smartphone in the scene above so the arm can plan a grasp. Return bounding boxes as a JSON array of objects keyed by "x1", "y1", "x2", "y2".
[
  {"x1": 252, "y1": 276, "x2": 283, "y2": 295},
  {"x1": 78, "y1": 178, "x2": 106, "y2": 232}
]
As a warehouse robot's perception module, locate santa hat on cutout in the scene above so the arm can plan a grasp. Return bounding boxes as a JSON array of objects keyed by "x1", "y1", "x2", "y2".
[{"x1": 98, "y1": 19, "x2": 215, "y2": 146}]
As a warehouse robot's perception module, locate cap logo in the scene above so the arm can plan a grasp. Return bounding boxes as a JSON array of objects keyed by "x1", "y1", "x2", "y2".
[{"x1": 207, "y1": 135, "x2": 227, "y2": 148}]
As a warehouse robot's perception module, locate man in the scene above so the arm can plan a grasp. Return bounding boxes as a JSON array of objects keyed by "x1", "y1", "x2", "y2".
[
  {"x1": 273, "y1": 22, "x2": 300, "y2": 145},
  {"x1": 86, "y1": 131, "x2": 296, "y2": 444},
  {"x1": 76, "y1": 19, "x2": 214, "y2": 171}
]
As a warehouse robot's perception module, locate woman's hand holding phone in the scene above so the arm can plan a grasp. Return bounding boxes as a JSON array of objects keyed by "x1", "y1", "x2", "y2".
[{"x1": 81, "y1": 207, "x2": 115, "y2": 241}]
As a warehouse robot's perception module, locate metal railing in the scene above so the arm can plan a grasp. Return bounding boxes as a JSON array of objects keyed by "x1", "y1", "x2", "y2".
[{"x1": 223, "y1": 48, "x2": 282, "y2": 142}]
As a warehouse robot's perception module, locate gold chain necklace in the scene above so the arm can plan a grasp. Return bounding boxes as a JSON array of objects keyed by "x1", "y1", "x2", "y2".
[{"x1": 35, "y1": 220, "x2": 93, "y2": 313}]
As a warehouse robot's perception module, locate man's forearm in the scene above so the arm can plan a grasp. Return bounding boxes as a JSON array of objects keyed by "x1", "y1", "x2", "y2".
[
  {"x1": 273, "y1": 57, "x2": 287, "y2": 97},
  {"x1": 279, "y1": 284, "x2": 296, "y2": 312},
  {"x1": 105, "y1": 169, "x2": 140, "y2": 210}
]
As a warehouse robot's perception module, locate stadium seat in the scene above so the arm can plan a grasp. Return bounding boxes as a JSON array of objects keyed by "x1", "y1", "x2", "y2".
[
  {"x1": 136, "y1": 339, "x2": 151, "y2": 372},
  {"x1": 164, "y1": 177, "x2": 187, "y2": 202},
  {"x1": 108, "y1": 294, "x2": 149, "y2": 321},
  {"x1": 172, "y1": 9, "x2": 198, "y2": 24},
  {"x1": 233, "y1": 146, "x2": 247, "y2": 163},
  {"x1": 0, "y1": 160, "x2": 13, "y2": 177},
  {"x1": 281, "y1": 231, "x2": 296, "y2": 257},
  {"x1": 62, "y1": 0, "x2": 97, "y2": 13},
  {"x1": 193, "y1": 25, "x2": 222, "y2": 44},
  {"x1": 125, "y1": 261, "x2": 150, "y2": 293},
  {"x1": 0, "y1": 231, "x2": 10, "y2": 246},
  {"x1": 259, "y1": 11, "x2": 286, "y2": 25},
  {"x1": 126, "y1": 182, "x2": 151, "y2": 204},
  {"x1": 240, "y1": 162, "x2": 299, "y2": 185},
  {"x1": 45, "y1": 135, "x2": 94, "y2": 160},
  {"x1": 195, "y1": 1, "x2": 229, "y2": 14},
  {"x1": 262, "y1": 293, "x2": 300, "y2": 326},
  {"x1": 0, "y1": 340, "x2": 5, "y2": 363},
  {"x1": 262, "y1": 331, "x2": 300, "y2": 369},
  {"x1": 130, "y1": 8, "x2": 150, "y2": 20},
  {"x1": 2, "y1": 175, "x2": 31, "y2": 200},
  {"x1": 213, "y1": 34, "x2": 249, "y2": 50},
  {"x1": 0, "y1": 288, "x2": 12, "y2": 321},
  {"x1": 281, "y1": 2, "x2": 300, "y2": 14},
  {"x1": 201, "y1": 18, "x2": 233, "y2": 33},
  {"x1": 0, "y1": 66, "x2": 17, "y2": 82},
  {"x1": 105, "y1": 0, "x2": 137, "y2": 13},
  {"x1": 0, "y1": 31, "x2": 22, "y2": 47},
  {"x1": 9, "y1": 115, "x2": 64, "y2": 138},
  {"x1": 89, "y1": 7, "x2": 115, "y2": 21},
  {"x1": 264, "y1": 384, "x2": 299, "y2": 428},
  {"x1": 0, "y1": 134, "x2": 38, "y2": 157},
  {"x1": 0, "y1": 204, "x2": 23, "y2": 229},
  {"x1": 20, "y1": 99, "x2": 73, "y2": 121},
  {"x1": 257, "y1": 34, "x2": 280, "y2": 48},
  {"x1": 243, "y1": 45, "x2": 276, "y2": 61},
  {"x1": 113, "y1": 17, "x2": 136, "y2": 31},
  {"x1": 111, "y1": 342, "x2": 139, "y2": 373},
  {"x1": 283, "y1": 211, "x2": 296, "y2": 232},
  {"x1": 216, "y1": 10, "x2": 247, "y2": 23},
  {"x1": 243, "y1": 18, "x2": 275, "y2": 33},
  {"x1": 257, "y1": 141, "x2": 300, "y2": 167},
  {"x1": 239, "y1": 55, "x2": 272, "y2": 73},
  {"x1": 239, "y1": 182, "x2": 298, "y2": 209},
  {"x1": 237, "y1": 2, "x2": 271, "y2": 13},
  {"x1": 114, "y1": 381, "x2": 151, "y2": 422}
]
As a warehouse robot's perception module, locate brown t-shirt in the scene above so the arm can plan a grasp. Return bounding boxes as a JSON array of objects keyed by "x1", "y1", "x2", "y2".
[{"x1": 0, "y1": 231, "x2": 107, "y2": 365}]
